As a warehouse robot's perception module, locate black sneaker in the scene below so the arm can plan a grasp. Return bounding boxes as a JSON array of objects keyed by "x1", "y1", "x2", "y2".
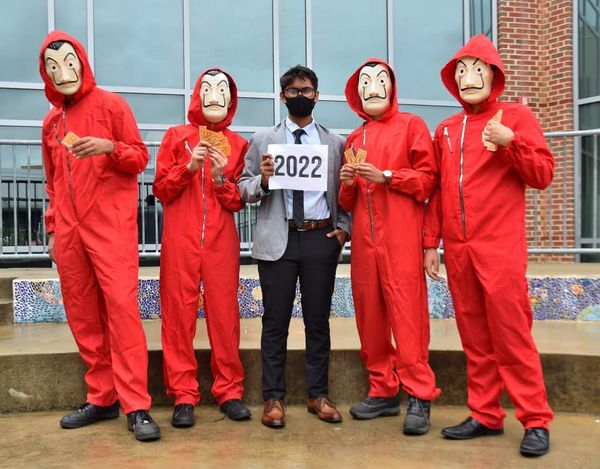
[
  {"x1": 520, "y1": 428, "x2": 550, "y2": 457},
  {"x1": 220, "y1": 399, "x2": 252, "y2": 421},
  {"x1": 172, "y1": 404, "x2": 195, "y2": 428},
  {"x1": 60, "y1": 402, "x2": 119, "y2": 429},
  {"x1": 127, "y1": 410, "x2": 161, "y2": 441},
  {"x1": 349, "y1": 396, "x2": 401, "y2": 420},
  {"x1": 402, "y1": 395, "x2": 431, "y2": 435}
]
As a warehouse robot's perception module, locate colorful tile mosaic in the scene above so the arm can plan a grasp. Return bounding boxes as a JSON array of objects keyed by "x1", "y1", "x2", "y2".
[{"x1": 12, "y1": 276, "x2": 600, "y2": 323}]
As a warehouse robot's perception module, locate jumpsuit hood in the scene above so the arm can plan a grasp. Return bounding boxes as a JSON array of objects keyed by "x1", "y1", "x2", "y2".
[
  {"x1": 345, "y1": 58, "x2": 399, "y2": 123},
  {"x1": 188, "y1": 68, "x2": 239, "y2": 131},
  {"x1": 38, "y1": 30, "x2": 96, "y2": 108},
  {"x1": 441, "y1": 34, "x2": 506, "y2": 113}
]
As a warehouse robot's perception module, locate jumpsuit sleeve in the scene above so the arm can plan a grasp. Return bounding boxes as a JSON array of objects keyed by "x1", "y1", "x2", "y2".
[
  {"x1": 213, "y1": 138, "x2": 248, "y2": 213},
  {"x1": 152, "y1": 128, "x2": 196, "y2": 204},
  {"x1": 237, "y1": 134, "x2": 270, "y2": 203},
  {"x1": 422, "y1": 128, "x2": 443, "y2": 249},
  {"x1": 338, "y1": 138, "x2": 359, "y2": 213},
  {"x1": 41, "y1": 126, "x2": 56, "y2": 234},
  {"x1": 388, "y1": 116, "x2": 438, "y2": 202},
  {"x1": 105, "y1": 94, "x2": 149, "y2": 174},
  {"x1": 495, "y1": 106, "x2": 554, "y2": 190},
  {"x1": 333, "y1": 138, "x2": 352, "y2": 234}
]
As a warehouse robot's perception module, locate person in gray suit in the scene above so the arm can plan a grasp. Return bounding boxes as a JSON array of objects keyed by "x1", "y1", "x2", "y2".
[{"x1": 238, "y1": 65, "x2": 350, "y2": 429}]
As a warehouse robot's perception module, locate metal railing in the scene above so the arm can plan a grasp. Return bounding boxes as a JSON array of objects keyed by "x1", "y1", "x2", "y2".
[{"x1": 0, "y1": 129, "x2": 599, "y2": 260}]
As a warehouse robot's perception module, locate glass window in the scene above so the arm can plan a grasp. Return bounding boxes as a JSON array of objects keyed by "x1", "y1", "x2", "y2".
[
  {"x1": 579, "y1": 104, "x2": 600, "y2": 240},
  {"x1": 579, "y1": 0, "x2": 600, "y2": 98},
  {"x1": 55, "y1": 0, "x2": 87, "y2": 49},
  {"x1": 470, "y1": 0, "x2": 493, "y2": 37},
  {"x1": 313, "y1": 101, "x2": 362, "y2": 131},
  {"x1": 0, "y1": 1, "x2": 48, "y2": 83},
  {"x1": 0, "y1": 90, "x2": 49, "y2": 121},
  {"x1": 312, "y1": 0, "x2": 387, "y2": 96},
  {"x1": 94, "y1": 0, "x2": 184, "y2": 88},
  {"x1": 394, "y1": 0, "x2": 463, "y2": 101},
  {"x1": 190, "y1": 0, "x2": 274, "y2": 93},
  {"x1": 0, "y1": 127, "x2": 43, "y2": 141},
  {"x1": 279, "y1": 0, "x2": 306, "y2": 79},
  {"x1": 119, "y1": 93, "x2": 185, "y2": 125},
  {"x1": 401, "y1": 104, "x2": 462, "y2": 131},
  {"x1": 232, "y1": 98, "x2": 274, "y2": 127}
]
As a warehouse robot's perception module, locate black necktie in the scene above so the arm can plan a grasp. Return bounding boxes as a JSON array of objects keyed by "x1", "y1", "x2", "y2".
[{"x1": 292, "y1": 129, "x2": 305, "y2": 227}]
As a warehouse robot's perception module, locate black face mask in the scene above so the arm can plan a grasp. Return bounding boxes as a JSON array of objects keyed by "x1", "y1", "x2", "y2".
[{"x1": 284, "y1": 96, "x2": 316, "y2": 118}]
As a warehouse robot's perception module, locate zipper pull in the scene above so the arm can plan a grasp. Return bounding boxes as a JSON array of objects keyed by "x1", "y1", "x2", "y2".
[{"x1": 443, "y1": 126, "x2": 453, "y2": 153}]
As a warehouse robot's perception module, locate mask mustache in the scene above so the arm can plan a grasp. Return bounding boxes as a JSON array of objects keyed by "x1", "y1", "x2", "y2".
[{"x1": 460, "y1": 85, "x2": 485, "y2": 91}]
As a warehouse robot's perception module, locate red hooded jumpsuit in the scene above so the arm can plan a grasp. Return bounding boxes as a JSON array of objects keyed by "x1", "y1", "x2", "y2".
[
  {"x1": 153, "y1": 69, "x2": 247, "y2": 406},
  {"x1": 424, "y1": 35, "x2": 554, "y2": 430},
  {"x1": 339, "y1": 59, "x2": 440, "y2": 401},
  {"x1": 39, "y1": 31, "x2": 151, "y2": 413}
]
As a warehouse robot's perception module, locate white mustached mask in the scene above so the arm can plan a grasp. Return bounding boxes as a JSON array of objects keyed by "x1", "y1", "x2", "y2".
[
  {"x1": 358, "y1": 63, "x2": 392, "y2": 118},
  {"x1": 44, "y1": 43, "x2": 82, "y2": 96},
  {"x1": 201, "y1": 72, "x2": 232, "y2": 123},
  {"x1": 455, "y1": 56, "x2": 494, "y2": 105}
]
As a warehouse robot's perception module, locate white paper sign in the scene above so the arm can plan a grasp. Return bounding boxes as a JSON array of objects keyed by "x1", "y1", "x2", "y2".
[{"x1": 266, "y1": 144, "x2": 328, "y2": 191}]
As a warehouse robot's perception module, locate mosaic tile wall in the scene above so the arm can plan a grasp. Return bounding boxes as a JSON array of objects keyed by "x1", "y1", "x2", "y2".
[{"x1": 12, "y1": 275, "x2": 600, "y2": 323}]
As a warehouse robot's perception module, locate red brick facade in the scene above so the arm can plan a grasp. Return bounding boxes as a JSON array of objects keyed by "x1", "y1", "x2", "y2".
[{"x1": 497, "y1": 0, "x2": 575, "y2": 261}]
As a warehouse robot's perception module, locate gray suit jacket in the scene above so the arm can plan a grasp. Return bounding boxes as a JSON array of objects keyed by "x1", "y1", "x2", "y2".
[{"x1": 238, "y1": 121, "x2": 351, "y2": 261}]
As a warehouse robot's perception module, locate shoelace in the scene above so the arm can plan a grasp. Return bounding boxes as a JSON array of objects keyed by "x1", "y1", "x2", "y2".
[
  {"x1": 407, "y1": 397, "x2": 430, "y2": 425},
  {"x1": 78, "y1": 402, "x2": 94, "y2": 412},
  {"x1": 134, "y1": 410, "x2": 151, "y2": 425}
]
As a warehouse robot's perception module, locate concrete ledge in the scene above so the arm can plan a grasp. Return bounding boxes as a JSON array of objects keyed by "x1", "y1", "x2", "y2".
[{"x1": 1, "y1": 318, "x2": 599, "y2": 414}]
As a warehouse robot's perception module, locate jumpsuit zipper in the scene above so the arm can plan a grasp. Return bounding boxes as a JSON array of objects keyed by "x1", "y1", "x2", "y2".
[
  {"x1": 185, "y1": 141, "x2": 207, "y2": 248},
  {"x1": 459, "y1": 115, "x2": 468, "y2": 238},
  {"x1": 61, "y1": 107, "x2": 79, "y2": 219},
  {"x1": 362, "y1": 124, "x2": 375, "y2": 242}
]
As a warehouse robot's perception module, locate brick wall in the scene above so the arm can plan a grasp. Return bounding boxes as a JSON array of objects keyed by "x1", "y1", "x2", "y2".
[{"x1": 497, "y1": 0, "x2": 575, "y2": 262}]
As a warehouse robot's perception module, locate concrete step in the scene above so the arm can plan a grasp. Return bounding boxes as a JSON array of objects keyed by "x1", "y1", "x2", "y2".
[
  {"x1": 1, "y1": 318, "x2": 599, "y2": 415},
  {"x1": 1, "y1": 405, "x2": 598, "y2": 468},
  {"x1": 0, "y1": 299, "x2": 12, "y2": 325}
]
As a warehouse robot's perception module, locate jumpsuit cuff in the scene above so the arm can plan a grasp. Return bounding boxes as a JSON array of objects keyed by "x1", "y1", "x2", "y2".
[
  {"x1": 107, "y1": 140, "x2": 124, "y2": 163},
  {"x1": 495, "y1": 132, "x2": 523, "y2": 165},
  {"x1": 423, "y1": 235, "x2": 440, "y2": 250}
]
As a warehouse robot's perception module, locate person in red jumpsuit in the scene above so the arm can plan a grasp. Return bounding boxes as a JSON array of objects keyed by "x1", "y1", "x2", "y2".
[
  {"x1": 39, "y1": 30, "x2": 160, "y2": 441},
  {"x1": 423, "y1": 35, "x2": 554, "y2": 457},
  {"x1": 339, "y1": 58, "x2": 440, "y2": 435},
  {"x1": 153, "y1": 68, "x2": 250, "y2": 427}
]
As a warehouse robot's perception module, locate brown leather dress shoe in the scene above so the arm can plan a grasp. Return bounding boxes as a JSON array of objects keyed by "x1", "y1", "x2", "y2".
[
  {"x1": 261, "y1": 399, "x2": 285, "y2": 428},
  {"x1": 307, "y1": 396, "x2": 342, "y2": 423}
]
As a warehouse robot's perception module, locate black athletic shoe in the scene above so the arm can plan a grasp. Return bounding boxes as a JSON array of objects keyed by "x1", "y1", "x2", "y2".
[
  {"x1": 127, "y1": 410, "x2": 161, "y2": 441},
  {"x1": 220, "y1": 399, "x2": 252, "y2": 421},
  {"x1": 59, "y1": 402, "x2": 119, "y2": 429},
  {"x1": 441, "y1": 417, "x2": 504, "y2": 440},
  {"x1": 172, "y1": 404, "x2": 195, "y2": 428},
  {"x1": 402, "y1": 396, "x2": 431, "y2": 435},
  {"x1": 520, "y1": 428, "x2": 550, "y2": 457},
  {"x1": 349, "y1": 395, "x2": 401, "y2": 420}
]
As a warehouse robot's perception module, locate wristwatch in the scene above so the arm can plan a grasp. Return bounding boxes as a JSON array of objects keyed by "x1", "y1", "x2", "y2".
[
  {"x1": 214, "y1": 172, "x2": 226, "y2": 186},
  {"x1": 382, "y1": 170, "x2": 392, "y2": 186}
]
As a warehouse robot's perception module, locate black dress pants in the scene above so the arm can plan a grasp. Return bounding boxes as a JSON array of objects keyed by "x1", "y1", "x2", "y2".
[{"x1": 258, "y1": 225, "x2": 341, "y2": 400}]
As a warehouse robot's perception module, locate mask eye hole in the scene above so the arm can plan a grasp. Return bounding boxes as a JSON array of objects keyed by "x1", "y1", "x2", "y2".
[
  {"x1": 50, "y1": 64, "x2": 57, "y2": 72},
  {"x1": 476, "y1": 67, "x2": 482, "y2": 73}
]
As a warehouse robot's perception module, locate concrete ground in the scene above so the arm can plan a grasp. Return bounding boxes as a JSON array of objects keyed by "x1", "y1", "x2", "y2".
[{"x1": 1, "y1": 405, "x2": 599, "y2": 469}]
